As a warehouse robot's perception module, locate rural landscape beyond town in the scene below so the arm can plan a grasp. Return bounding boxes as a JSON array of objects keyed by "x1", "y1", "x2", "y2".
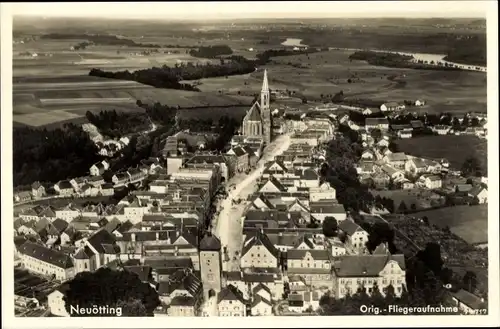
[{"x1": 10, "y1": 10, "x2": 490, "y2": 319}]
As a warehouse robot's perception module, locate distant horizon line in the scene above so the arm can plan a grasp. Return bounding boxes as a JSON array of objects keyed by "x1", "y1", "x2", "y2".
[{"x1": 14, "y1": 14, "x2": 487, "y2": 21}]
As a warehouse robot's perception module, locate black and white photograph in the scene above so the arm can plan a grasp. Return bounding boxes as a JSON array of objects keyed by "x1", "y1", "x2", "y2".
[{"x1": 1, "y1": 1, "x2": 498, "y2": 327}]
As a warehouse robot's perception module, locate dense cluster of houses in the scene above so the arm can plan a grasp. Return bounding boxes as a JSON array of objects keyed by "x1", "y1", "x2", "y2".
[
  {"x1": 189, "y1": 123, "x2": 408, "y2": 316},
  {"x1": 82, "y1": 123, "x2": 131, "y2": 157},
  {"x1": 14, "y1": 152, "x2": 228, "y2": 316},
  {"x1": 353, "y1": 127, "x2": 488, "y2": 203},
  {"x1": 13, "y1": 107, "x2": 487, "y2": 317}
]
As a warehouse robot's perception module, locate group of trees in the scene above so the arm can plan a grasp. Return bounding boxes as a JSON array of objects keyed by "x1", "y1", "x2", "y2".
[
  {"x1": 373, "y1": 195, "x2": 418, "y2": 214},
  {"x1": 72, "y1": 41, "x2": 93, "y2": 50},
  {"x1": 189, "y1": 45, "x2": 233, "y2": 58},
  {"x1": 319, "y1": 282, "x2": 455, "y2": 315},
  {"x1": 322, "y1": 216, "x2": 338, "y2": 237},
  {"x1": 461, "y1": 155, "x2": 483, "y2": 177},
  {"x1": 13, "y1": 124, "x2": 101, "y2": 187},
  {"x1": 349, "y1": 50, "x2": 461, "y2": 71},
  {"x1": 41, "y1": 33, "x2": 161, "y2": 48},
  {"x1": 444, "y1": 34, "x2": 486, "y2": 67},
  {"x1": 85, "y1": 110, "x2": 151, "y2": 138},
  {"x1": 363, "y1": 221, "x2": 398, "y2": 254},
  {"x1": 255, "y1": 48, "x2": 319, "y2": 64},
  {"x1": 89, "y1": 56, "x2": 256, "y2": 91},
  {"x1": 136, "y1": 101, "x2": 177, "y2": 126},
  {"x1": 63, "y1": 267, "x2": 160, "y2": 317},
  {"x1": 320, "y1": 124, "x2": 374, "y2": 212}
]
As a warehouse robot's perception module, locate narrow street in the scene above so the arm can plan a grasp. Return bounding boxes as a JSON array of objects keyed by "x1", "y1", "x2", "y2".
[{"x1": 212, "y1": 134, "x2": 291, "y2": 272}]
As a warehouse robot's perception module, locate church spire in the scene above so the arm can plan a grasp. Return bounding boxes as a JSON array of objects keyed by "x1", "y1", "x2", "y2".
[{"x1": 261, "y1": 69, "x2": 269, "y2": 92}]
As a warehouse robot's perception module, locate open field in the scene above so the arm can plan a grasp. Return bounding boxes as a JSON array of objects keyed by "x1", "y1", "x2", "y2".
[
  {"x1": 371, "y1": 188, "x2": 444, "y2": 211},
  {"x1": 192, "y1": 49, "x2": 486, "y2": 114},
  {"x1": 177, "y1": 105, "x2": 250, "y2": 121},
  {"x1": 13, "y1": 23, "x2": 485, "y2": 129},
  {"x1": 413, "y1": 205, "x2": 488, "y2": 245},
  {"x1": 13, "y1": 74, "x2": 253, "y2": 127},
  {"x1": 395, "y1": 135, "x2": 487, "y2": 174}
]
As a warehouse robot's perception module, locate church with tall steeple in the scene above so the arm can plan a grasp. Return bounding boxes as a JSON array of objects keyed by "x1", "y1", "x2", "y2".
[{"x1": 240, "y1": 69, "x2": 273, "y2": 144}]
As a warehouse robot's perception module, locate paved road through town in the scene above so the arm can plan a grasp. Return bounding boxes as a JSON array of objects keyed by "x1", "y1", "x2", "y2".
[{"x1": 213, "y1": 134, "x2": 291, "y2": 272}]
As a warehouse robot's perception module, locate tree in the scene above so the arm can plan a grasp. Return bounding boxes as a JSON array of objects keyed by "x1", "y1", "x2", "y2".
[
  {"x1": 63, "y1": 267, "x2": 160, "y2": 317},
  {"x1": 461, "y1": 156, "x2": 482, "y2": 177},
  {"x1": 116, "y1": 297, "x2": 148, "y2": 316},
  {"x1": 322, "y1": 217, "x2": 338, "y2": 237},
  {"x1": 398, "y1": 201, "x2": 408, "y2": 214},
  {"x1": 417, "y1": 242, "x2": 444, "y2": 275},
  {"x1": 366, "y1": 222, "x2": 396, "y2": 253},
  {"x1": 370, "y1": 128, "x2": 382, "y2": 142},
  {"x1": 410, "y1": 203, "x2": 417, "y2": 211},
  {"x1": 462, "y1": 271, "x2": 478, "y2": 292}
]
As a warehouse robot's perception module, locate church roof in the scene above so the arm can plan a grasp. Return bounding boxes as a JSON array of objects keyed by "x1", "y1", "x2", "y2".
[{"x1": 245, "y1": 102, "x2": 262, "y2": 122}]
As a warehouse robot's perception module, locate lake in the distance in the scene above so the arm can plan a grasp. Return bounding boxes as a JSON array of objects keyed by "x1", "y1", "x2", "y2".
[{"x1": 281, "y1": 38, "x2": 307, "y2": 47}]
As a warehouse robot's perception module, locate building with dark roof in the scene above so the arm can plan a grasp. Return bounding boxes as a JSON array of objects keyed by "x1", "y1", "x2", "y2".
[
  {"x1": 240, "y1": 231, "x2": 280, "y2": 269},
  {"x1": 199, "y1": 232, "x2": 222, "y2": 299},
  {"x1": 73, "y1": 229, "x2": 120, "y2": 274},
  {"x1": 333, "y1": 254, "x2": 407, "y2": 298},
  {"x1": 217, "y1": 284, "x2": 248, "y2": 316},
  {"x1": 18, "y1": 241, "x2": 75, "y2": 281}
]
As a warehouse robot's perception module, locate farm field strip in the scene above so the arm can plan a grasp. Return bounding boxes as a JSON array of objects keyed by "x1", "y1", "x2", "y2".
[
  {"x1": 39, "y1": 97, "x2": 135, "y2": 105},
  {"x1": 13, "y1": 110, "x2": 82, "y2": 126}
]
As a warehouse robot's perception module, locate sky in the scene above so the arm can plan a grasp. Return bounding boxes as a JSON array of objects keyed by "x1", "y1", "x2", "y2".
[{"x1": 4, "y1": 1, "x2": 489, "y2": 20}]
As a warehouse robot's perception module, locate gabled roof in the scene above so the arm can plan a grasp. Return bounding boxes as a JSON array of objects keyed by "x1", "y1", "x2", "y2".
[
  {"x1": 261, "y1": 176, "x2": 287, "y2": 192},
  {"x1": 250, "y1": 194, "x2": 275, "y2": 210},
  {"x1": 450, "y1": 289, "x2": 487, "y2": 310},
  {"x1": 124, "y1": 265, "x2": 152, "y2": 282},
  {"x1": 34, "y1": 217, "x2": 51, "y2": 233},
  {"x1": 386, "y1": 152, "x2": 407, "y2": 162},
  {"x1": 333, "y1": 254, "x2": 406, "y2": 277},
  {"x1": 52, "y1": 218, "x2": 69, "y2": 234},
  {"x1": 217, "y1": 284, "x2": 247, "y2": 304},
  {"x1": 38, "y1": 206, "x2": 57, "y2": 218},
  {"x1": 338, "y1": 220, "x2": 364, "y2": 236},
  {"x1": 231, "y1": 146, "x2": 247, "y2": 157},
  {"x1": 264, "y1": 160, "x2": 287, "y2": 172},
  {"x1": 455, "y1": 184, "x2": 473, "y2": 192},
  {"x1": 287, "y1": 249, "x2": 330, "y2": 261},
  {"x1": 199, "y1": 233, "x2": 221, "y2": 251},
  {"x1": 86, "y1": 229, "x2": 119, "y2": 254},
  {"x1": 18, "y1": 241, "x2": 73, "y2": 269},
  {"x1": 292, "y1": 234, "x2": 315, "y2": 249},
  {"x1": 252, "y1": 282, "x2": 272, "y2": 297},
  {"x1": 170, "y1": 296, "x2": 197, "y2": 307},
  {"x1": 158, "y1": 269, "x2": 202, "y2": 297},
  {"x1": 309, "y1": 202, "x2": 345, "y2": 214},
  {"x1": 409, "y1": 157, "x2": 427, "y2": 168},
  {"x1": 365, "y1": 118, "x2": 389, "y2": 126},
  {"x1": 74, "y1": 246, "x2": 94, "y2": 259},
  {"x1": 241, "y1": 231, "x2": 280, "y2": 259},
  {"x1": 245, "y1": 102, "x2": 262, "y2": 122},
  {"x1": 468, "y1": 185, "x2": 486, "y2": 197},
  {"x1": 251, "y1": 294, "x2": 272, "y2": 308},
  {"x1": 31, "y1": 181, "x2": 44, "y2": 190}
]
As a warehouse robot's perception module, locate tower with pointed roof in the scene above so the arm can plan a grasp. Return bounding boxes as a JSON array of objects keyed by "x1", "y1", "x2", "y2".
[
  {"x1": 199, "y1": 232, "x2": 222, "y2": 300},
  {"x1": 240, "y1": 69, "x2": 273, "y2": 144}
]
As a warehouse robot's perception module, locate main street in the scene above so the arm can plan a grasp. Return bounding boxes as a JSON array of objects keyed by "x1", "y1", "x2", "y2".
[{"x1": 212, "y1": 134, "x2": 291, "y2": 272}]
